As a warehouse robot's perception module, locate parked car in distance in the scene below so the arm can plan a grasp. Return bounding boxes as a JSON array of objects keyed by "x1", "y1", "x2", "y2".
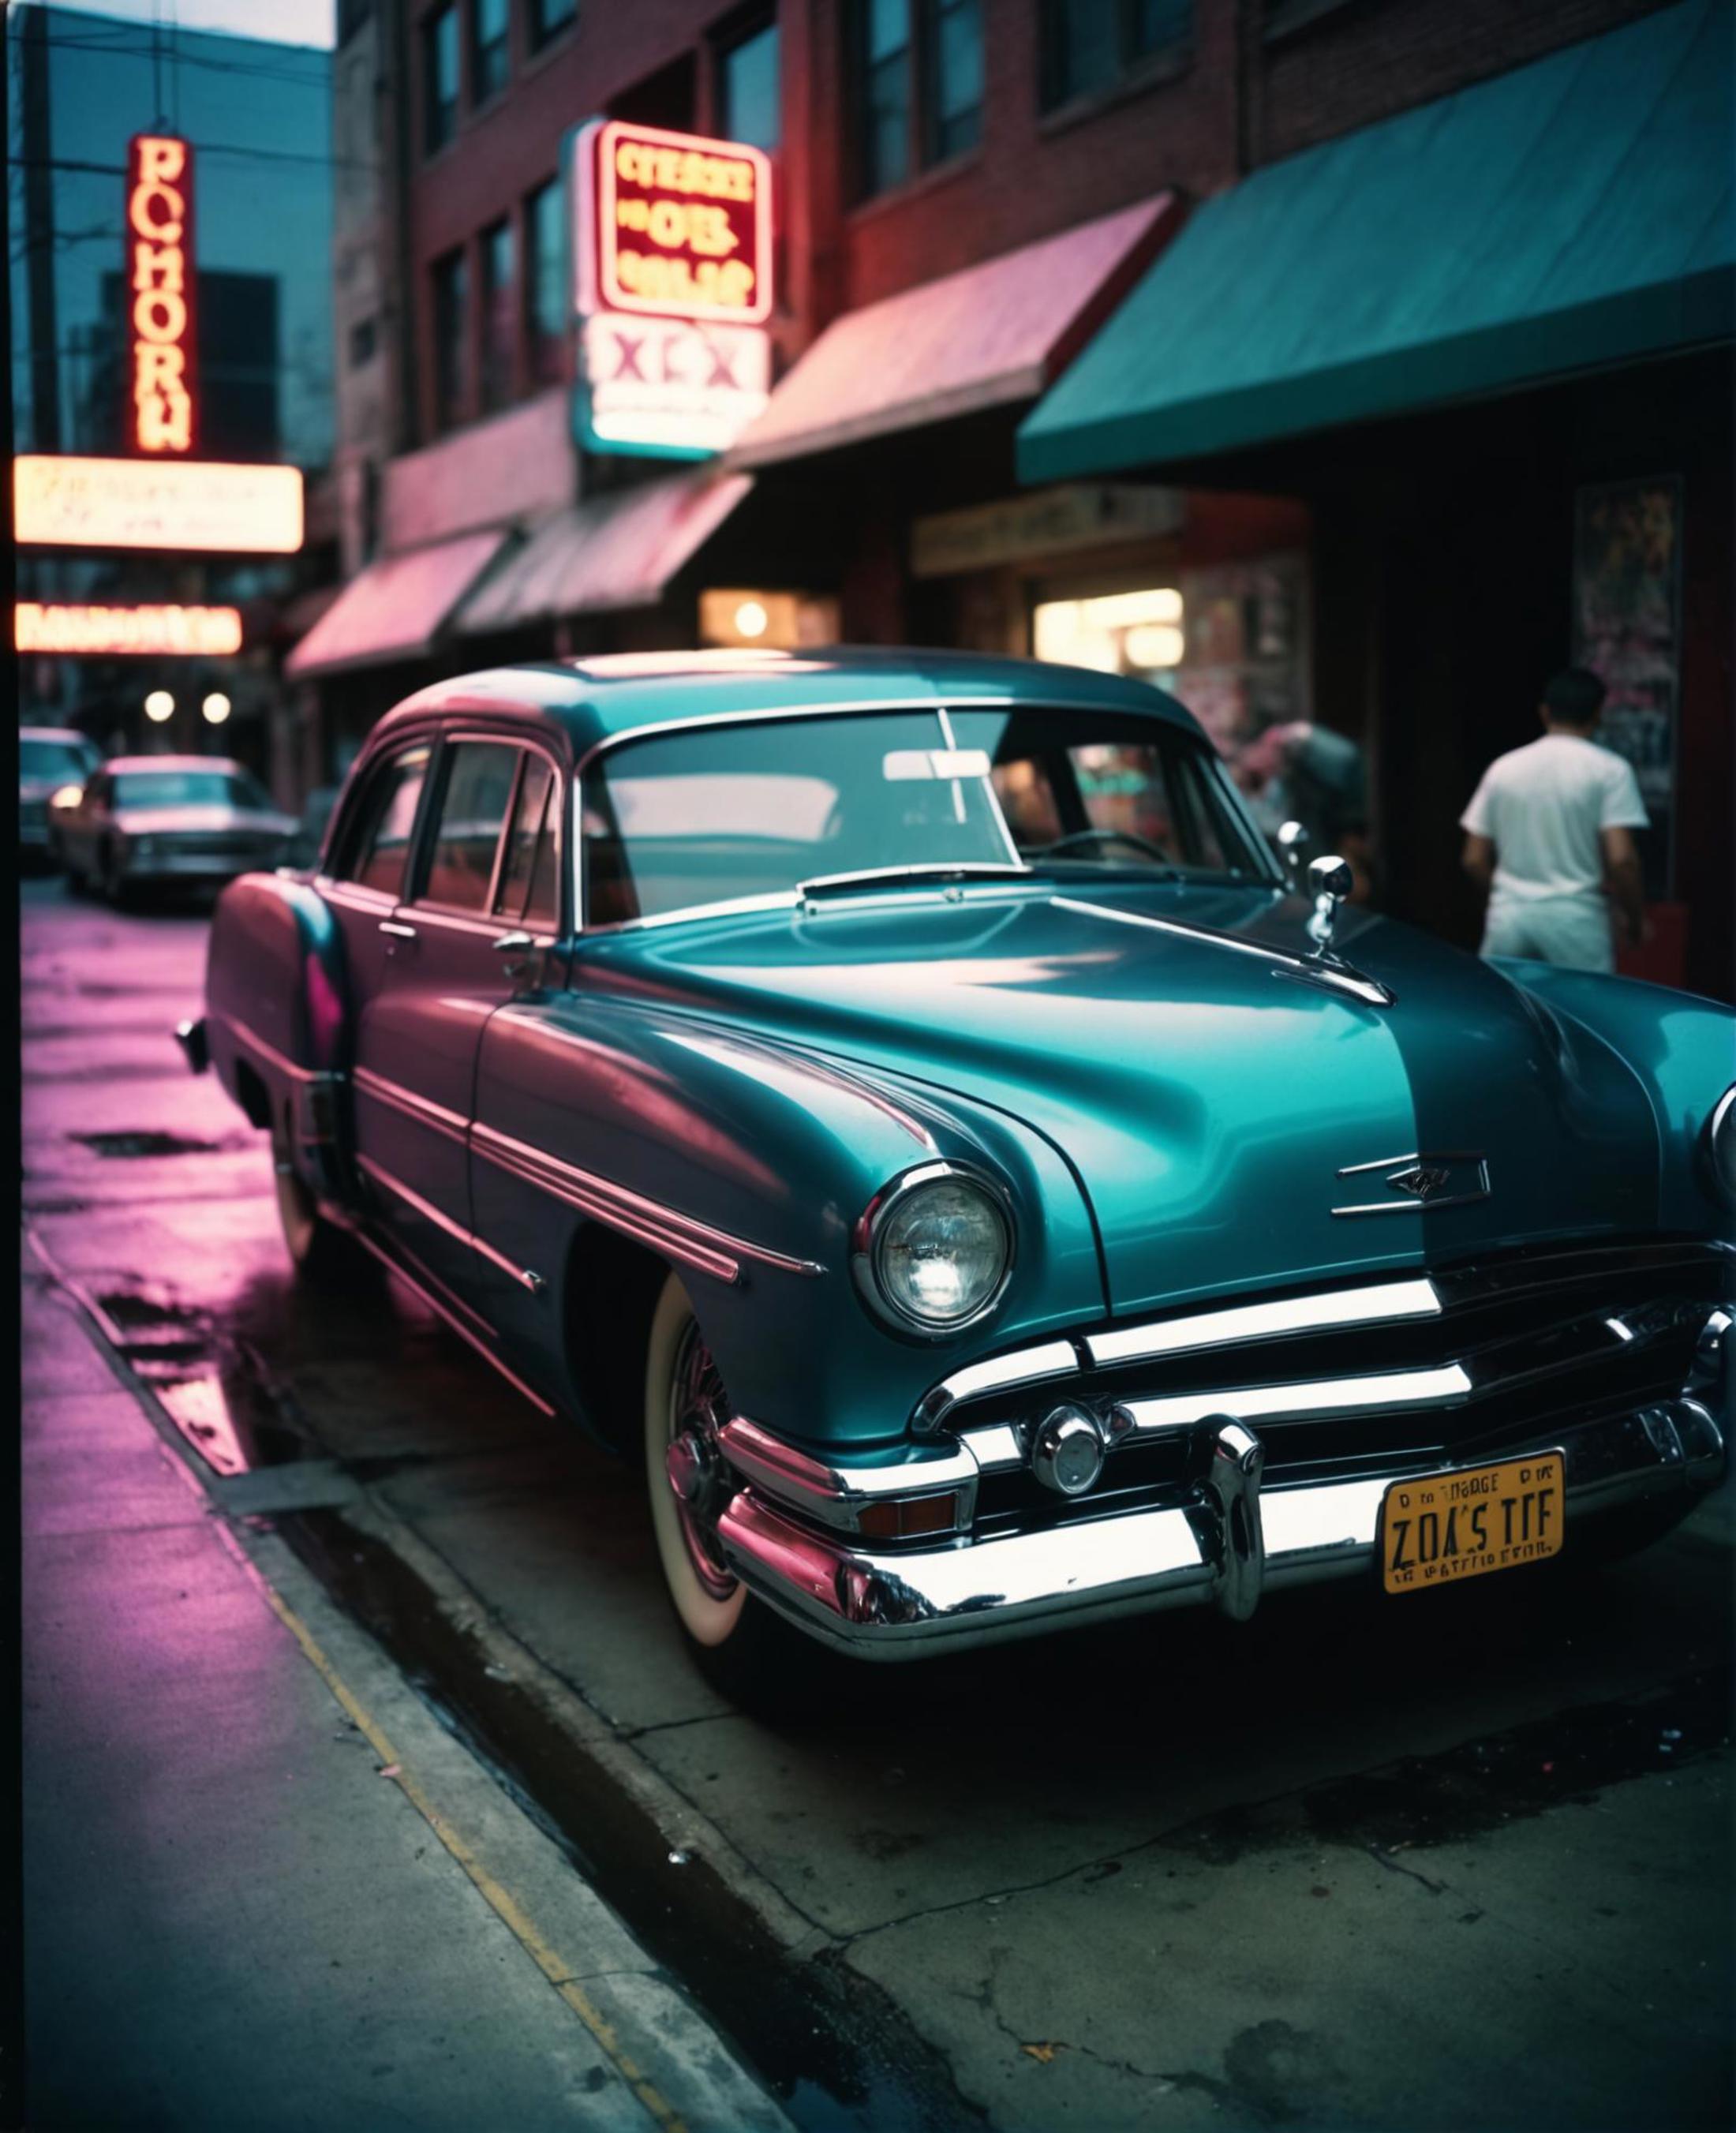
[
  {"x1": 178, "y1": 651, "x2": 1734, "y2": 1693},
  {"x1": 21, "y1": 726, "x2": 101, "y2": 870},
  {"x1": 58, "y1": 755, "x2": 295, "y2": 904}
]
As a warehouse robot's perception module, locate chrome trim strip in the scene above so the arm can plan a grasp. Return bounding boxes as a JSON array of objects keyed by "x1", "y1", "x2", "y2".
[
  {"x1": 356, "y1": 1154, "x2": 543, "y2": 1293},
  {"x1": 1085, "y1": 1278, "x2": 1442, "y2": 1368},
  {"x1": 350, "y1": 1229, "x2": 556, "y2": 1416},
  {"x1": 1049, "y1": 894, "x2": 1393, "y2": 1007},
  {"x1": 571, "y1": 694, "x2": 1024, "y2": 780},
  {"x1": 471, "y1": 1119, "x2": 825, "y2": 1285},
  {"x1": 914, "y1": 1338, "x2": 1080, "y2": 1432},
  {"x1": 956, "y1": 1421, "x2": 1026, "y2": 1473},
  {"x1": 353, "y1": 1064, "x2": 469, "y2": 1145},
  {"x1": 1113, "y1": 1363, "x2": 1472, "y2": 1435},
  {"x1": 717, "y1": 1416, "x2": 977, "y2": 1534},
  {"x1": 717, "y1": 1398, "x2": 1724, "y2": 1659}
]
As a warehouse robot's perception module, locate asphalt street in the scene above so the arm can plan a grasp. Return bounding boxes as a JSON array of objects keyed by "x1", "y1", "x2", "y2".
[{"x1": 20, "y1": 874, "x2": 1735, "y2": 2131}]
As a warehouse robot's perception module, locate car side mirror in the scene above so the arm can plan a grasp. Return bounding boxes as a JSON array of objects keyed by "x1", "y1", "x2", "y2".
[
  {"x1": 1305, "y1": 855, "x2": 1353, "y2": 950},
  {"x1": 1276, "y1": 818, "x2": 1308, "y2": 885},
  {"x1": 493, "y1": 930, "x2": 543, "y2": 982}
]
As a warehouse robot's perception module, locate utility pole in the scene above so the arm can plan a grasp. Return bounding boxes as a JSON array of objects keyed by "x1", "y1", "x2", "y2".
[{"x1": 21, "y1": 6, "x2": 62, "y2": 451}]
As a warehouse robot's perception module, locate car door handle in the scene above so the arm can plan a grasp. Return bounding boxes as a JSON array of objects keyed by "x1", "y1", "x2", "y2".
[
  {"x1": 492, "y1": 931, "x2": 533, "y2": 953},
  {"x1": 379, "y1": 919, "x2": 417, "y2": 940}
]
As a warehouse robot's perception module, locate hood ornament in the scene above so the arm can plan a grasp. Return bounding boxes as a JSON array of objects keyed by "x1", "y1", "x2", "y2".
[{"x1": 1305, "y1": 855, "x2": 1354, "y2": 952}]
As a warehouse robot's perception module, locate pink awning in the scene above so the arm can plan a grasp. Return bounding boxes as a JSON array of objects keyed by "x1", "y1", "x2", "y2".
[
  {"x1": 456, "y1": 470, "x2": 751, "y2": 634},
  {"x1": 731, "y1": 195, "x2": 1177, "y2": 468},
  {"x1": 284, "y1": 528, "x2": 511, "y2": 679}
]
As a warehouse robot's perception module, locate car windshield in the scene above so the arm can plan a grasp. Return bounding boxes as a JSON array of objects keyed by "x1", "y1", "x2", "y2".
[
  {"x1": 21, "y1": 739, "x2": 92, "y2": 781},
  {"x1": 583, "y1": 707, "x2": 1274, "y2": 925},
  {"x1": 113, "y1": 770, "x2": 271, "y2": 810}
]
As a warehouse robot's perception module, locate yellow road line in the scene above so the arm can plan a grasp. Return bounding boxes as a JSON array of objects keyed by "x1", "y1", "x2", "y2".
[
  {"x1": 253, "y1": 1574, "x2": 690, "y2": 2133},
  {"x1": 28, "y1": 1229, "x2": 691, "y2": 2131}
]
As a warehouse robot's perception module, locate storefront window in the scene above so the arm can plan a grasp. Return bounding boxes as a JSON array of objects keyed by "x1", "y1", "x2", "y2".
[
  {"x1": 481, "y1": 219, "x2": 515, "y2": 411},
  {"x1": 526, "y1": 176, "x2": 567, "y2": 385}
]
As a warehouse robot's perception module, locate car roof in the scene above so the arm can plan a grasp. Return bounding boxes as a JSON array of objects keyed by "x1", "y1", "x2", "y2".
[
  {"x1": 107, "y1": 754, "x2": 247, "y2": 774},
  {"x1": 21, "y1": 727, "x2": 95, "y2": 746},
  {"x1": 372, "y1": 646, "x2": 1208, "y2": 763}
]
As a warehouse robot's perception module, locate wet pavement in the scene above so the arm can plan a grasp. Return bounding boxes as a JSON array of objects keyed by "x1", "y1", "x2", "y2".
[{"x1": 21, "y1": 876, "x2": 1736, "y2": 2130}]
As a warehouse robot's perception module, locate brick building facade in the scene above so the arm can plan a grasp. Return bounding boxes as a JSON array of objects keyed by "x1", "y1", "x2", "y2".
[{"x1": 292, "y1": 0, "x2": 1732, "y2": 996}]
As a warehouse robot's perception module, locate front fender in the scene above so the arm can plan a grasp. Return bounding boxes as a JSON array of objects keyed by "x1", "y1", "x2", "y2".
[
  {"x1": 1496, "y1": 960, "x2": 1735, "y2": 1237},
  {"x1": 472, "y1": 993, "x2": 1104, "y2": 1450}
]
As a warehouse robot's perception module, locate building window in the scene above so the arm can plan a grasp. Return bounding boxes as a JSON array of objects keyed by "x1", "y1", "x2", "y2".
[
  {"x1": 925, "y1": 0, "x2": 982, "y2": 163},
  {"x1": 423, "y1": 2, "x2": 459, "y2": 154},
  {"x1": 851, "y1": 0, "x2": 982, "y2": 200},
  {"x1": 526, "y1": 174, "x2": 567, "y2": 385},
  {"x1": 349, "y1": 316, "x2": 378, "y2": 367},
  {"x1": 481, "y1": 219, "x2": 515, "y2": 410},
  {"x1": 1040, "y1": 0, "x2": 1193, "y2": 110},
  {"x1": 472, "y1": 0, "x2": 509, "y2": 103},
  {"x1": 856, "y1": 0, "x2": 911, "y2": 197},
  {"x1": 529, "y1": 0, "x2": 577, "y2": 51},
  {"x1": 432, "y1": 247, "x2": 469, "y2": 430},
  {"x1": 719, "y1": 19, "x2": 780, "y2": 152}
]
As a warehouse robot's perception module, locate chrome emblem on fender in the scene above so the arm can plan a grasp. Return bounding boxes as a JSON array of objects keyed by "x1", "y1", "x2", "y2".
[{"x1": 1332, "y1": 1151, "x2": 1491, "y2": 1217}]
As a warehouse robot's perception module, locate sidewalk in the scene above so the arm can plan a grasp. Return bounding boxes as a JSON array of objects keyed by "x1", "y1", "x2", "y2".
[{"x1": 21, "y1": 1262, "x2": 789, "y2": 2133}]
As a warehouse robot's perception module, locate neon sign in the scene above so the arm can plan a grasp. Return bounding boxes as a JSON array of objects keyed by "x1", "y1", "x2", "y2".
[
  {"x1": 127, "y1": 134, "x2": 197, "y2": 454},
  {"x1": 15, "y1": 602, "x2": 245, "y2": 656},
  {"x1": 14, "y1": 455, "x2": 304, "y2": 552},
  {"x1": 572, "y1": 120, "x2": 774, "y2": 458}
]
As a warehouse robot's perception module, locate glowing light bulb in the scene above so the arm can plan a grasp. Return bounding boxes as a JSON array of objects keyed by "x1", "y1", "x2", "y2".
[
  {"x1": 144, "y1": 690, "x2": 174, "y2": 723},
  {"x1": 734, "y1": 599, "x2": 769, "y2": 639},
  {"x1": 201, "y1": 691, "x2": 232, "y2": 725}
]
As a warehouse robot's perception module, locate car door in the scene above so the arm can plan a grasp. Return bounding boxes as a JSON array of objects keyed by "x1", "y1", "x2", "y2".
[{"x1": 357, "y1": 731, "x2": 560, "y2": 1312}]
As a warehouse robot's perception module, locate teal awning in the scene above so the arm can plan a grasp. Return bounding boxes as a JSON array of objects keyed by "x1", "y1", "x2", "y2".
[{"x1": 1019, "y1": 0, "x2": 1733, "y2": 482}]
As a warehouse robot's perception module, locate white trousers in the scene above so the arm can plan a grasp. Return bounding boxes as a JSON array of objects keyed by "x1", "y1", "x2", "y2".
[{"x1": 1480, "y1": 893, "x2": 1614, "y2": 973}]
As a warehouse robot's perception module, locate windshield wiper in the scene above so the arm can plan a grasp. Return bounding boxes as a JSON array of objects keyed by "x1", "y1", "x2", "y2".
[{"x1": 797, "y1": 862, "x2": 1033, "y2": 901}]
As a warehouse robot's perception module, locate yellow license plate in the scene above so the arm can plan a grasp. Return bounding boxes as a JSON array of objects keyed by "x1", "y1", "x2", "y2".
[{"x1": 1381, "y1": 1453, "x2": 1565, "y2": 1594}]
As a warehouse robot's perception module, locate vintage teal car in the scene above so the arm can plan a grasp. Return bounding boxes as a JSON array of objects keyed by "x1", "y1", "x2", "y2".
[{"x1": 178, "y1": 650, "x2": 1734, "y2": 1684}]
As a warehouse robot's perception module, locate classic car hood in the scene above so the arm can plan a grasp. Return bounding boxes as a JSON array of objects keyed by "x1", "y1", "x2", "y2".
[{"x1": 597, "y1": 882, "x2": 1660, "y2": 1316}]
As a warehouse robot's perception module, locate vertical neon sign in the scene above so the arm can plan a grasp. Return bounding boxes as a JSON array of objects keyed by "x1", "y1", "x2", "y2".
[{"x1": 127, "y1": 134, "x2": 196, "y2": 454}]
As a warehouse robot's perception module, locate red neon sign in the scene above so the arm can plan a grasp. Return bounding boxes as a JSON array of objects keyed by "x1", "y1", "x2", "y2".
[
  {"x1": 127, "y1": 134, "x2": 197, "y2": 454},
  {"x1": 15, "y1": 602, "x2": 244, "y2": 656},
  {"x1": 587, "y1": 122, "x2": 773, "y2": 326}
]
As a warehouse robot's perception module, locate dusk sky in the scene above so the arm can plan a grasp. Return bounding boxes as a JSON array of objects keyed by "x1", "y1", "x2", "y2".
[{"x1": 15, "y1": 0, "x2": 334, "y2": 48}]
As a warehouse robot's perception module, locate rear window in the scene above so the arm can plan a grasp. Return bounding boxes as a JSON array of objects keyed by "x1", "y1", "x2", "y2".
[
  {"x1": 113, "y1": 770, "x2": 271, "y2": 810},
  {"x1": 21, "y1": 739, "x2": 93, "y2": 782}
]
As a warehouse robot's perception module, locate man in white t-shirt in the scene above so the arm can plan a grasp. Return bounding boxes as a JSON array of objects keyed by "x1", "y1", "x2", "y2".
[{"x1": 1459, "y1": 668, "x2": 1648, "y2": 974}]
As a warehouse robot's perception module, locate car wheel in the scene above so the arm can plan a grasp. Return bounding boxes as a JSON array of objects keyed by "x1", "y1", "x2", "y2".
[
  {"x1": 271, "y1": 1112, "x2": 367, "y2": 1285},
  {"x1": 643, "y1": 1270, "x2": 816, "y2": 1705}
]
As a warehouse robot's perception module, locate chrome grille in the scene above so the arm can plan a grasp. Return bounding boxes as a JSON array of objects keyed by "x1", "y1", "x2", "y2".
[{"x1": 944, "y1": 1239, "x2": 1729, "y2": 1535}]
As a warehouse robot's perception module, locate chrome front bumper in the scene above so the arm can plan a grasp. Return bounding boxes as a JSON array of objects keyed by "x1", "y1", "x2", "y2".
[{"x1": 716, "y1": 1398, "x2": 1726, "y2": 1658}]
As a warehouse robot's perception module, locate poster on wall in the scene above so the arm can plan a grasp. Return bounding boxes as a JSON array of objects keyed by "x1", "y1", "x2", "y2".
[{"x1": 1572, "y1": 476, "x2": 1682, "y2": 897}]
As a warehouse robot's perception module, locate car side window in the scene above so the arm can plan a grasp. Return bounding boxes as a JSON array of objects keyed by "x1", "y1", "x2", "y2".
[
  {"x1": 339, "y1": 744, "x2": 432, "y2": 897},
  {"x1": 419, "y1": 741, "x2": 520, "y2": 912},
  {"x1": 492, "y1": 754, "x2": 562, "y2": 932}
]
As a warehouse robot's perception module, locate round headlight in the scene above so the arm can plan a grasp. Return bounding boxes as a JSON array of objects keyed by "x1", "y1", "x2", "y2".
[
  {"x1": 855, "y1": 1165, "x2": 1013, "y2": 1334},
  {"x1": 1706, "y1": 1085, "x2": 1736, "y2": 1203}
]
